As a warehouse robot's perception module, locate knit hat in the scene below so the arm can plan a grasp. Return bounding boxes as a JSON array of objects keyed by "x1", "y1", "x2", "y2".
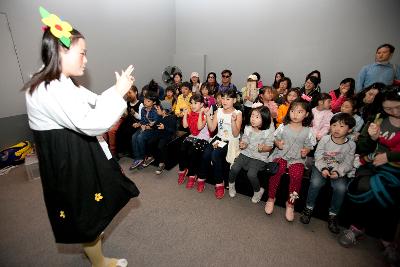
[{"x1": 159, "y1": 100, "x2": 172, "y2": 112}]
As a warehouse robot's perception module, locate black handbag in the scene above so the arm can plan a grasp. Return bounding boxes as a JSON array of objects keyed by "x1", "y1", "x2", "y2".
[{"x1": 265, "y1": 162, "x2": 279, "y2": 175}]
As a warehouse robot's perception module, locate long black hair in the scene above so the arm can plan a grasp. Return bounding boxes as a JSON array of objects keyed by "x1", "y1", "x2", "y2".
[
  {"x1": 354, "y1": 82, "x2": 384, "y2": 121},
  {"x1": 272, "y1": 72, "x2": 284, "y2": 89},
  {"x1": 249, "y1": 106, "x2": 271, "y2": 130},
  {"x1": 333, "y1": 78, "x2": 355, "y2": 98},
  {"x1": 22, "y1": 28, "x2": 84, "y2": 94},
  {"x1": 283, "y1": 99, "x2": 313, "y2": 127},
  {"x1": 380, "y1": 86, "x2": 400, "y2": 119}
]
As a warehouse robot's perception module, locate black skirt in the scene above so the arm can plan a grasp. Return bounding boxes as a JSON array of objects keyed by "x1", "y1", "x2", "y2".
[{"x1": 33, "y1": 129, "x2": 140, "y2": 244}]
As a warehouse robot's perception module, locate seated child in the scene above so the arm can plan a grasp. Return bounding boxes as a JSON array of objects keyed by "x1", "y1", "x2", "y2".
[
  {"x1": 258, "y1": 86, "x2": 278, "y2": 119},
  {"x1": 275, "y1": 77, "x2": 292, "y2": 105},
  {"x1": 265, "y1": 99, "x2": 316, "y2": 221},
  {"x1": 144, "y1": 100, "x2": 177, "y2": 173},
  {"x1": 129, "y1": 91, "x2": 160, "y2": 169},
  {"x1": 329, "y1": 78, "x2": 355, "y2": 113},
  {"x1": 201, "y1": 83, "x2": 216, "y2": 109},
  {"x1": 204, "y1": 88, "x2": 243, "y2": 199},
  {"x1": 300, "y1": 113, "x2": 356, "y2": 234},
  {"x1": 163, "y1": 85, "x2": 177, "y2": 112},
  {"x1": 178, "y1": 94, "x2": 211, "y2": 192},
  {"x1": 104, "y1": 85, "x2": 140, "y2": 157},
  {"x1": 276, "y1": 88, "x2": 300, "y2": 127},
  {"x1": 312, "y1": 93, "x2": 333, "y2": 142},
  {"x1": 228, "y1": 104, "x2": 275, "y2": 203},
  {"x1": 175, "y1": 82, "x2": 193, "y2": 131},
  {"x1": 175, "y1": 82, "x2": 192, "y2": 117},
  {"x1": 340, "y1": 98, "x2": 364, "y2": 141},
  {"x1": 241, "y1": 74, "x2": 260, "y2": 126}
]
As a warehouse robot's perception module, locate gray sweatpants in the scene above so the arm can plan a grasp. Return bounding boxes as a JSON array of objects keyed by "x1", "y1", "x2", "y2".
[{"x1": 229, "y1": 153, "x2": 266, "y2": 192}]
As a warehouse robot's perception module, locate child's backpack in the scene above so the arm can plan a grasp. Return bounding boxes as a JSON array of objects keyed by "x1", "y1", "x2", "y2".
[{"x1": 0, "y1": 141, "x2": 33, "y2": 169}]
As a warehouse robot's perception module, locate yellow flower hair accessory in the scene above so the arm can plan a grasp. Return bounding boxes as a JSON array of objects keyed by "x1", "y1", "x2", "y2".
[
  {"x1": 94, "y1": 193, "x2": 103, "y2": 202},
  {"x1": 39, "y1": 6, "x2": 73, "y2": 47}
]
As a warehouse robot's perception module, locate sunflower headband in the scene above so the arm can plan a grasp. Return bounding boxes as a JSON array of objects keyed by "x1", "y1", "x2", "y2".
[{"x1": 39, "y1": 6, "x2": 73, "y2": 47}]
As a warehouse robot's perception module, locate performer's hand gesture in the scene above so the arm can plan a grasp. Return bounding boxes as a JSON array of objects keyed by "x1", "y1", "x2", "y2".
[{"x1": 115, "y1": 65, "x2": 135, "y2": 96}]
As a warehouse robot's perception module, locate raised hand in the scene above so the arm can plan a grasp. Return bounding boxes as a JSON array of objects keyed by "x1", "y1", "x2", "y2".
[
  {"x1": 367, "y1": 123, "x2": 381, "y2": 141},
  {"x1": 231, "y1": 113, "x2": 237, "y2": 122},
  {"x1": 203, "y1": 107, "x2": 211, "y2": 116},
  {"x1": 115, "y1": 65, "x2": 135, "y2": 97}
]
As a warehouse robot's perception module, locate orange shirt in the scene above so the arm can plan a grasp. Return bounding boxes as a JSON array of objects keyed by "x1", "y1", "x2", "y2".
[{"x1": 276, "y1": 103, "x2": 289, "y2": 127}]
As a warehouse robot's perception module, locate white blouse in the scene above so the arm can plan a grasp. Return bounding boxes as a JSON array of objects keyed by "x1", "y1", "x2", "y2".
[{"x1": 26, "y1": 74, "x2": 126, "y2": 159}]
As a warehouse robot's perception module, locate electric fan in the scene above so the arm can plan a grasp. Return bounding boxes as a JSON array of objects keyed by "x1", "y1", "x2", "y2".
[{"x1": 162, "y1": 66, "x2": 182, "y2": 85}]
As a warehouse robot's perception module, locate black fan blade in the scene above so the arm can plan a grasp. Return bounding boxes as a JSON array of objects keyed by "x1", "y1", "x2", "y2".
[{"x1": 162, "y1": 70, "x2": 170, "y2": 77}]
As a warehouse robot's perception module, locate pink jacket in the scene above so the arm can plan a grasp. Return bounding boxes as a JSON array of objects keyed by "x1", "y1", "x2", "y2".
[
  {"x1": 329, "y1": 90, "x2": 347, "y2": 113},
  {"x1": 312, "y1": 108, "x2": 333, "y2": 139}
]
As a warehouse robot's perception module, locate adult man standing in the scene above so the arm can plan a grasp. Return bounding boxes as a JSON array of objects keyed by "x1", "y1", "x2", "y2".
[{"x1": 356, "y1": 44, "x2": 400, "y2": 93}]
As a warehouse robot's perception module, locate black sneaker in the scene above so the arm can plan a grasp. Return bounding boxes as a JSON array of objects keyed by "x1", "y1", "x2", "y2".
[
  {"x1": 328, "y1": 215, "x2": 340, "y2": 234},
  {"x1": 300, "y1": 207, "x2": 313, "y2": 224}
]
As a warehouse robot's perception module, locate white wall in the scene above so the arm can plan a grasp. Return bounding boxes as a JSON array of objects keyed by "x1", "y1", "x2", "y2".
[
  {"x1": 175, "y1": 0, "x2": 400, "y2": 91},
  {"x1": 0, "y1": 0, "x2": 175, "y2": 146},
  {"x1": 0, "y1": 0, "x2": 175, "y2": 110}
]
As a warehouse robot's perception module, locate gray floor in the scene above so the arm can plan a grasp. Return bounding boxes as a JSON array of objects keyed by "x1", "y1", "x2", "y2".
[{"x1": 0, "y1": 157, "x2": 387, "y2": 267}]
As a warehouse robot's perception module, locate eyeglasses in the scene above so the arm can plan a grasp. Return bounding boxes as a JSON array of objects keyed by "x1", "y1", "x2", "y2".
[
  {"x1": 222, "y1": 75, "x2": 230, "y2": 78},
  {"x1": 208, "y1": 76, "x2": 215, "y2": 79}
]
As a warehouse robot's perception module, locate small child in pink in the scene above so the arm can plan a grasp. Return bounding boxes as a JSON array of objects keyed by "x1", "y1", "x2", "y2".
[{"x1": 312, "y1": 93, "x2": 333, "y2": 141}]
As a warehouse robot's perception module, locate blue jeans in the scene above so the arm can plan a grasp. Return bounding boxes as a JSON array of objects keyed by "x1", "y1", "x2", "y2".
[
  {"x1": 131, "y1": 129, "x2": 157, "y2": 160},
  {"x1": 306, "y1": 166, "x2": 348, "y2": 215},
  {"x1": 199, "y1": 144, "x2": 228, "y2": 184}
]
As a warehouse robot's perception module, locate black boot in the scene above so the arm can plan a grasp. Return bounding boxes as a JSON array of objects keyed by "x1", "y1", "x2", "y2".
[
  {"x1": 328, "y1": 215, "x2": 340, "y2": 234},
  {"x1": 300, "y1": 207, "x2": 313, "y2": 224}
]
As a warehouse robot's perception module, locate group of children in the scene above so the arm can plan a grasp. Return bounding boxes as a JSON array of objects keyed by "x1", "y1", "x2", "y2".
[{"x1": 105, "y1": 70, "x2": 400, "y2": 264}]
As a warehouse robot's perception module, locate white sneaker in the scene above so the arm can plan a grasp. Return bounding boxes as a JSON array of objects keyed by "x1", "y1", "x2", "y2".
[
  {"x1": 251, "y1": 187, "x2": 265, "y2": 203},
  {"x1": 228, "y1": 182, "x2": 236, "y2": 198}
]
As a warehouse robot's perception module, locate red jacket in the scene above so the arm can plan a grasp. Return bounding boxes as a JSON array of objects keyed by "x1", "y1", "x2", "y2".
[{"x1": 329, "y1": 90, "x2": 347, "y2": 113}]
